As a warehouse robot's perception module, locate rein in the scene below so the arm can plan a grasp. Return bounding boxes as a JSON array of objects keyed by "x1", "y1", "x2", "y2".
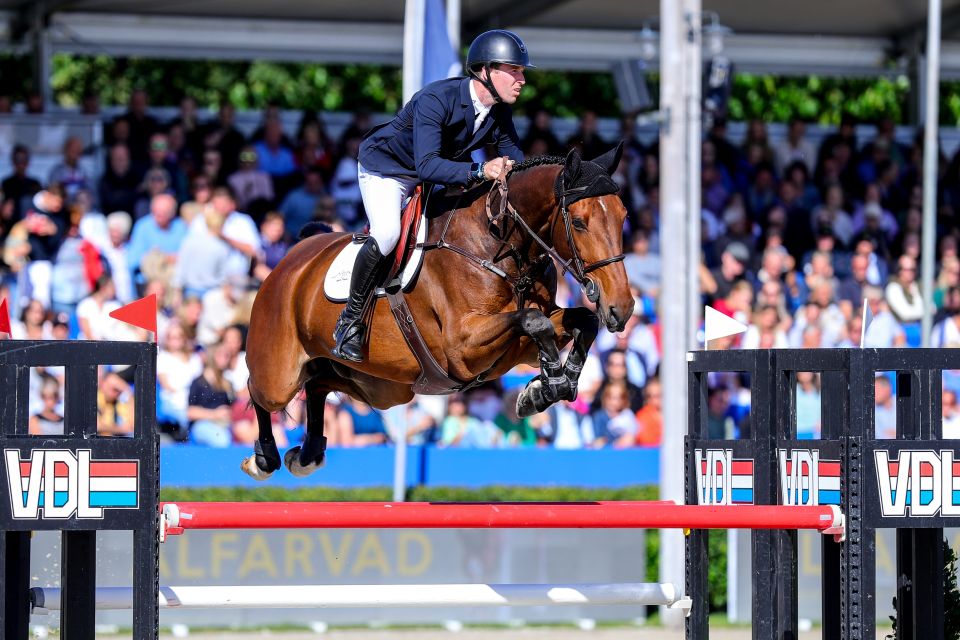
[{"x1": 419, "y1": 162, "x2": 624, "y2": 306}]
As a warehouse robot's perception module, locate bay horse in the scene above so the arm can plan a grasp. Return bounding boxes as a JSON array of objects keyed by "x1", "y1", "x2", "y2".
[{"x1": 242, "y1": 143, "x2": 634, "y2": 480}]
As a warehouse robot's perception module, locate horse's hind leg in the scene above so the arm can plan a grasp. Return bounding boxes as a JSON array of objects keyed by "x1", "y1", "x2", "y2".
[
  {"x1": 284, "y1": 374, "x2": 329, "y2": 478},
  {"x1": 240, "y1": 400, "x2": 282, "y2": 481}
]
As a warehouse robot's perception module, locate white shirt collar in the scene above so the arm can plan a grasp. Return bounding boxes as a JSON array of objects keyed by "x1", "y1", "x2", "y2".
[{"x1": 468, "y1": 80, "x2": 492, "y2": 131}]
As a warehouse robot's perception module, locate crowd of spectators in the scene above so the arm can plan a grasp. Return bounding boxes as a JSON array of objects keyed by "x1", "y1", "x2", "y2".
[{"x1": 4, "y1": 88, "x2": 960, "y2": 448}]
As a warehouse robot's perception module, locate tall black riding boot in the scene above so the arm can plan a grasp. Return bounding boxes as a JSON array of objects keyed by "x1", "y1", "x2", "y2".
[{"x1": 332, "y1": 238, "x2": 386, "y2": 362}]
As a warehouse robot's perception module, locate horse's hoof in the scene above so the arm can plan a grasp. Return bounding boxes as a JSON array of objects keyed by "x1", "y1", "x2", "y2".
[
  {"x1": 284, "y1": 446, "x2": 326, "y2": 478},
  {"x1": 240, "y1": 454, "x2": 275, "y2": 481},
  {"x1": 517, "y1": 379, "x2": 547, "y2": 418}
]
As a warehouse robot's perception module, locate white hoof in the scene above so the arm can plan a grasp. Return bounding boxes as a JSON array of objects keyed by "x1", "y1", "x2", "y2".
[
  {"x1": 516, "y1": 379, "x2": 543, "y2": 418},
  {"x1": 240, "y1": 454, "x2": 275, "y2": 481},
  {"x1": 284, "y1": 446, "x2": 325, "y2": 478}
]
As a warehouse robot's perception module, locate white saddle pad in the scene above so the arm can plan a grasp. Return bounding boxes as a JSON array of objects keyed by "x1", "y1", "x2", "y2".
[{"x1": 323, "y1": 219, "x2": 428, "y2": 302}]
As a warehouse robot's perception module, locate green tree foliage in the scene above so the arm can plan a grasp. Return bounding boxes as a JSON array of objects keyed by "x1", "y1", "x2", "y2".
[
  {"x1": 6, "y1": 53, "x2": 959, "y2": 127},
  {"x1": 728, "y1": 74, "x2": 911, "y2": 124}
]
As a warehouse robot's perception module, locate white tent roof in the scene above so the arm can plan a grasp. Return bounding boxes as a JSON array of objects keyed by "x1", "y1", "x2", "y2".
[{"x1": 0, "y1": 0, "x2": 956, "y2": 76}]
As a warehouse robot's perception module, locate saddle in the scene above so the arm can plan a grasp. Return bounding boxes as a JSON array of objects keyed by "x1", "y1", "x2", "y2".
[
  {"x1": 388, "y1": 184, "x2": 427, "y2": 281},
  {"x1": 322, "y1": 186, "x2": 429, "y2": 302}
]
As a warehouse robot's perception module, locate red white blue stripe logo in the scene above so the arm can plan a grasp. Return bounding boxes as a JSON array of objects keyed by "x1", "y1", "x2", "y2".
[{"x1": 4, "y1": 449, "x2": 139, "y2": 520}]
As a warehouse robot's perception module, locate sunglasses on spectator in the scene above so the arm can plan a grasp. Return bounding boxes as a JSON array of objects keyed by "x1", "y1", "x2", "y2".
[
  {"x1": 150, "y1": 142, "x2": 168, "y2": 151},
  {"x1": 240, "y1": 152, "x2": 258, "y2": 163}
]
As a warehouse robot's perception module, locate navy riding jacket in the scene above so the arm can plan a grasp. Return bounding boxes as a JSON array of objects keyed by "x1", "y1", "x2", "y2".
[{"x1": 359, "y1": 77, "x2": 524, "y2": 186}]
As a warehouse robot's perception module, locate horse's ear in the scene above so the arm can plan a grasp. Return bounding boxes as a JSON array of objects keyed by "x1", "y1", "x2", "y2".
[
  {"x1": 592, "y1": 140, "x2": 624, "y2": 176},
  {"x1": 563, "y1": 148, "x2": 582, "y2": 183}
]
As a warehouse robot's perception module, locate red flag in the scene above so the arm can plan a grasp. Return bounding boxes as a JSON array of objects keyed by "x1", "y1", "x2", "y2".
[
  {"x1": 109, "y1": 294, "x2": 157, "y2": 336},
  {"x1": 0, "y1": 298, "x2": 10, "y2": 335}
]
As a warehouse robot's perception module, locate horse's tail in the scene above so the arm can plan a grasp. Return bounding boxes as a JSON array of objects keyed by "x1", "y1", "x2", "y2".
[{"x1": 296, "y1": 221, "x2": 335, "y2": 241}]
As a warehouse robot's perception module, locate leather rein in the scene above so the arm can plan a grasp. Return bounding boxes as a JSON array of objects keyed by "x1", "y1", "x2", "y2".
[{"x1": 418, "y1": 164, "x2": 625, "y2": 306}]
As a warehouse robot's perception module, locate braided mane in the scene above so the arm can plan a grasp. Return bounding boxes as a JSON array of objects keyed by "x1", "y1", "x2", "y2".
[{"x1": 509, "y1": 155, "x2": 565, "y2": 175}]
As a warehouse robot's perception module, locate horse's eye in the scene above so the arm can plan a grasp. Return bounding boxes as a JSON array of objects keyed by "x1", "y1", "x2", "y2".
[{"x1": 572, "y1": 218, "x2": 587, "y2": 231}]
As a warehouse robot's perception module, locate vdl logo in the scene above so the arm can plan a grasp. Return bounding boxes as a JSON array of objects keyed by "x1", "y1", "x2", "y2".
[
  {"x1": 875, "y1": 449, "x2": 960, "y2": 517},
  {"x1": 3, "y1": 449, "x2": 139, "y2": 520},
  {"x1": 694, "y1": 449, "x2": 754, "y2": 505}
]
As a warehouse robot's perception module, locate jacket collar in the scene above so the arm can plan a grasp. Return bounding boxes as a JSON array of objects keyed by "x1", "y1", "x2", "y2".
[{"x1": 459, "y1": 77, "x2": 472, "y2": 107}]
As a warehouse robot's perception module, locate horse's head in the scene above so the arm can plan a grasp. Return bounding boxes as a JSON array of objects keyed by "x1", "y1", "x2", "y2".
[{"x1": 550, "y1": 143, "x2": 634, "y2": 332}]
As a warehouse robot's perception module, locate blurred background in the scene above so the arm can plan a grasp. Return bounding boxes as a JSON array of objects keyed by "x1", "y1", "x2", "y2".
[{"x1": 2, "y1": 0, "x2": 957, "y2": 634}]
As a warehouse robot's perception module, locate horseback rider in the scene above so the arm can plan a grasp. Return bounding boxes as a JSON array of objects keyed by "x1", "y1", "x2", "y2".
[{"x1": 331, "y1": 29, "x2": 534, "y2": 362}]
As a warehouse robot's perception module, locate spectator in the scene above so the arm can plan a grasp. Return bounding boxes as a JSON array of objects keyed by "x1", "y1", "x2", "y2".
[
  {"x1": 932, "y1": 286, "x2": 960, "y2": 348},
  {"x1": 565, "y1": 111, "x2": 610, "y2": 159},
  {"x1": 221, "y1": 324, "x2": 250, "y2": 397},
  {"x1": 97, "y1": 371, "x2": 135, "y2": 437},
  {"x1": 23, "y1": 188, "x2": 67, "y2": 310},
  {"x1": 174, "y1": 203, "x2": 232, "y2": 300},
  {"x1": 712, "y1": 280, "x2": 754, "y2": 328},
  {"x1": 885, "y1": 254, "x2": 924, "y2": 324},
  {"x1": 329, "y1": 137, "x2": 363, "y2": 228},
  {"x1": 585, "y1": 382, "x2": 637, "y2": 448},
  {"x1": 254, "y1": 119, "x2": 299, "y2": 198},
  {"x1": 2, "y1": 145, "x2": 42, "y2": 220},
  {"x1": 76, "y1": 275, "x2": 123, "y2": 340},
  {"x1": 99, "y1": 211, "x2": 135, "y2": 304},
  {"x1": 50, "y1": 199, "x2": 98, "y2": 315},
  {"x1": 48, "y1": 137, "x2": 91, "y2": 201},
  {"x1": 537, "y1": 399, "x2": 593, "y2": 448},
  {"x1": 623, "y1": 230, "x2": 660, "y2": 297},
  {"x1": 146, "y1": 133, "x2": 187, "y2": 202},
  {"x1": 874, "y1": 375, "x2": 896, "y2": 439},
  {"x1": 795, "y1": 371, "x2": 821, "y2": 439},
  {"x1": 742, "y1": 304, "x2": 789, "y2": 349},
  {"x1": 133, "y1": 167, "x2": 174, "y2": 220},
  {"x1": 943, "y1": 389, "x2": 960, "y2": 438},
  {"x1": 775, "y1": 118, "x2": 816, "y2": 174},
  {"x1": 168, "y1": 95, "x2": 204, "y2": 162},
  {"x1": 118, "y1": 89, "x2": 159, "y2": 166},
  {"x1": 200, "y1": 148, "x2": 227, "y2": 187},
  {"x1": 157, "y1": 320, "x2": 203, "y2": 439},
  {"x1": 837, "y1": 252, "x2": 871, "y2": 315},
  {"x1": 522, "y1": 107, "x2": 562, "y2": 155},
  {"x1": 99, "y1": 144, "x2": 141, "y2": 215},
  {"x1": 253, "y1": 212, "x2": 289, "y2": 282},
  {"x1": 228, "y1": 146, "x2": 275, "y2": 215},
  {"x1": 209, "y1": 186, "x2": 262, "y2": 279},
  {"x1": 441, "y1": 394, "x2": 499, "y2": 448},
  {"x1": 330, "y1": 396, "x2": 389, "y2": 447},
  {"x1": 10, "y1": 299, "x2": 53, "y2": 340},
  {"x1": 706, "y1": 242, "x2": 751, "y2": 302},
  {"x1": 203, "y1": 103, "x2": 245, "y2": 176},
  {"x1": 593, "y1": 348, "x2": 645, "y2": 413},
  {"x1": 279, "y1": 167, "x2": 326, "y2": 238},
  {"x1": 296, "y1": 116, "x2": 336, "y2": 180},
  {"x1": 29, "y1": 375, "x2": 63, "y2": 436},
  {"x1": 494, "y1": 388, "x2": 537, "y2": 446},
  {"x1": 197, "y1": 274, "x2": 249, "y2": 347},
  {"x1": 180, "y1": 174, "x2": 213, "y2": 226},
  {"x1": 706, "y1": 386, "x2": 733, "y2": 439},
  {"x1": 862, "y1": 284, "x2": 906, "y2": 348},
  {"x1": 186, "y1": 343, "x2": 235, "y2": 447},
  {"x1": 634, "y1": 377, "x2": 662, "y2": 446},
  {"x1": 812, "y1": 184, "x2": 854, "y2": 248},
  {"x1": 127, "y1": 193, "x2": 187, "y2": 292}
]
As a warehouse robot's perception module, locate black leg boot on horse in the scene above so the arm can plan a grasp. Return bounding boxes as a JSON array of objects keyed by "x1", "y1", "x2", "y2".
[{"x1": 332, "y1": 237, "x2": 387, "y2": 362}]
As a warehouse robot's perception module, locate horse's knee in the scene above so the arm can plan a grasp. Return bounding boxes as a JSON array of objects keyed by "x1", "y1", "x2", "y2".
[{"x1": 520, "y1": 309, "x2": 553, "y2": 338}]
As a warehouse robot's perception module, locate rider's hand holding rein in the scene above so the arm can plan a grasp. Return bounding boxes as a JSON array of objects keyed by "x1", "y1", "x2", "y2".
[{"x1": 483, "y1": 157, "x2": 515, "y2": 181}]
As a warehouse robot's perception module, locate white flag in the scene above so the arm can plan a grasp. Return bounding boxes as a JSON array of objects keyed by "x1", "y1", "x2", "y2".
[{"x1": 704, "y1": 305, "x2": 748, "y2": 344}]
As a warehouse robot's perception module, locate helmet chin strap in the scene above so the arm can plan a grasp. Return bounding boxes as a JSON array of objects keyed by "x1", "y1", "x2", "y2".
[{"x1": 475, "y1": 63, "x2": 503, "y2": 104}]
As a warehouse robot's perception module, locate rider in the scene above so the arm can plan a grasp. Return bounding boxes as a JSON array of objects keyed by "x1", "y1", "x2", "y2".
[{"x1": 332, "y1": 29, "x2": 533, "y2": 362}]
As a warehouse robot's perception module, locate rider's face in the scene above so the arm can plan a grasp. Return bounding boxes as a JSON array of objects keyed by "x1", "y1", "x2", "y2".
[{"x1": 488, "y1": 64, "x2": 526, "y2": 103}]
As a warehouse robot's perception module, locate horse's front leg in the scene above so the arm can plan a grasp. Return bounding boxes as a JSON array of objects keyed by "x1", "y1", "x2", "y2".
[{"x1": 516, "y1": 306, "x2": 599, "y2": 418}]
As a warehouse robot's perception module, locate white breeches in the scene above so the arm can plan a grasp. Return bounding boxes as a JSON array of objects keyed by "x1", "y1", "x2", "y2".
[{"x1": 357, "y1": 163, "x2": 419, "y2": 254}]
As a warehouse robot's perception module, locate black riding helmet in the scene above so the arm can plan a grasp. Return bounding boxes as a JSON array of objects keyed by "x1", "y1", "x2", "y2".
[{"x1": 465, "y1": 29, "x2": 535, "y2": 103}]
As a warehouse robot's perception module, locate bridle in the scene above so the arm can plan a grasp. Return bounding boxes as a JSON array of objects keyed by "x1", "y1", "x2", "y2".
[
  {"x1": 420, "y1": 162, "x2": 624, "y2": 306},
  {"x1": 485, "y1": 167, "x2": 625, "y2": 303}
]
